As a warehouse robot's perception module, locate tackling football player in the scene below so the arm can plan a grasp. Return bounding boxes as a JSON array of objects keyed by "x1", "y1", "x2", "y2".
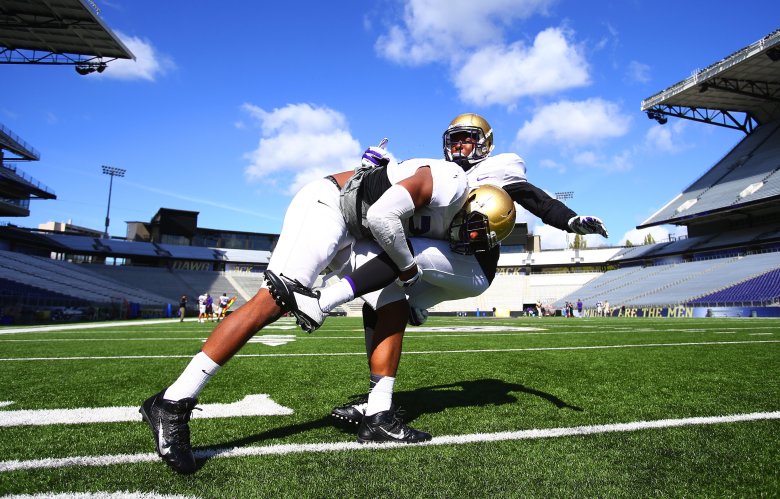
[
  {"x1": 270, "y1": 113, "x2": 609, "y2": 428},
  {"x1": 138, "y1": 149, "x2": 472, "y2": 473}
]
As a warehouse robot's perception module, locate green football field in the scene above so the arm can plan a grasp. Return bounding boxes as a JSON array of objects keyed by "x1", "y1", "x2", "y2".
[{"x1": 0, "y1": 315, "x2": 778, "y2": 498}]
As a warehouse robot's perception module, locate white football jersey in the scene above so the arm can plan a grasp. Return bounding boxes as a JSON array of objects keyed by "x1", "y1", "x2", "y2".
[
  {"x1": 387, "y1": 158, "x2": 469, "y2": 240},
  {"x1": 465, "y1": 153, "x2": 527, "y2": 188},
  {"x1": 198, "y1": 294, "x2": 207, "y2": 305}
]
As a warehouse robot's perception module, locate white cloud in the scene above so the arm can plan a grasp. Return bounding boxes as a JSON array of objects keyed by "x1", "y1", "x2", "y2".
[
  {"x1": 100, "y1": 32, "x2": 174, "y2": 81},
  {"x1": 533, "y1": 223, "x2": 568, "y2": 249},
  {"x1": 242, "y1": 103, "x2": 362, "y2": 194},
  {"x1": 572, "y1": 150, "x2": 599, "y2": 166},
  {"x1": 538, "y1": 158, "x2": 566, "y2": 173},
  {"x1": 619, "y1": 225, "x2": 686, "y2": 247},
  {"x1": 532, "y1": 223, "x2": 606, "y2": 250},
  {"x1": 373, "y1": 1, "x2": 596, "y2": 109},
  {"x1": 644, "y1": 119, "x2": 688, "y2": 154},
  {"x1": 375, "y1": 0, "x2": 555, "y2": 66},
  {"x1": 454, "y1": 28, "x2": 590, "y2": 106},
  {"x1": 569, "y1": 148, "x2": 633, "y2": 172},
  {"x1": 515, "y1": 98, "x2": 631, "y2": 146},
  {"x1": 627, "y1": 60, "x2": 651, "y2": 83}
]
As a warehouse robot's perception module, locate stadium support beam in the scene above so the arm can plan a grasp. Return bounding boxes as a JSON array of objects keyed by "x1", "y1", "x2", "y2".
[
  {"x1": 645, "y1": 105, "x2": 758, "y2": 134},
  {"x1": 699, "y1": 77, "x2": 780, "y2": 105},
  {"x1": 0, "y1": 48, "x2": 115, "y2": 71}
]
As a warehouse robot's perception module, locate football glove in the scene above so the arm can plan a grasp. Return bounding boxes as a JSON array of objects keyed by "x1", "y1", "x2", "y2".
[
  {"x1": 568, "y1": 216, "x2": 608, "y2": 237},
  {"x1": 409, "y1": 306, "x2": 429, "y2": 326},
  {"x1": 361, "y1": 146, "x2": 390, "y2": 169}
]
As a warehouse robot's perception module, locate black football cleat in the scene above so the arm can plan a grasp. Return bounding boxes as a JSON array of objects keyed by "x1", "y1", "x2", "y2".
[
  {"x1": 331, "y1": 395, "x2": 369, "y2": 426},
  {"x1": 331, "y1": 396, "x2": 403, "y2": 427},
  {"x1": 139, "y1": 390, "x2": 198, "y2": 474},
  {"x1": 357, "y1": 410, "x2": 432, "y2": 444},
  {"x1": 264, "y1": 270, "x2": 325, "y2": 333}
]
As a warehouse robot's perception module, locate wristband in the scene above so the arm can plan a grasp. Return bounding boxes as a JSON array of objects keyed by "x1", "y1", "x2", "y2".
[{"x1": 395, "y1": 266, "x2": 422, "y2": 288}]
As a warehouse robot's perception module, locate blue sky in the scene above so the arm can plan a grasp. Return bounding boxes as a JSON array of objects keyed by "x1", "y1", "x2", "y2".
[{"x1": 2, "y1": 1, "x2": 778, "y2": 249}]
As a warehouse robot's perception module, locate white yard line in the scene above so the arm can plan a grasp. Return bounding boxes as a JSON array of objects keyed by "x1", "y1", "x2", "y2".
[
  {"x1": 0, "y1": 319, "x2": 299, "y2": 335},
  {"x1": 0, "y1": 395, "x2": 292, "y2": 427},
  {"x1": 0, "y1": 340, "x2": 777, "y2": 362},
  {"x1": 0, "y1": 320, "x2": 184, "y2": 335},
  {"x1": 0, "y1": 411, "x2": 777, "y2": 472}
]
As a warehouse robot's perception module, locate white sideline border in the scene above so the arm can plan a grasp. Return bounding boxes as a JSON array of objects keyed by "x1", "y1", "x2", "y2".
[{"x1": 1, "y1": 411, "x2": 778, "y2": 472}]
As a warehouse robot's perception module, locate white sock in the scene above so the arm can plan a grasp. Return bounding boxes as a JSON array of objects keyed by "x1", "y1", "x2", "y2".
[
  {"x1": 163, "y1": 351, "x2": 221, "y2": 401},
  {"x1": 365, "y1": 375, "x2": 395, "y2": 416},
  {"x1": 318, "y1": 279, "x2": 355, "y2": 312}
]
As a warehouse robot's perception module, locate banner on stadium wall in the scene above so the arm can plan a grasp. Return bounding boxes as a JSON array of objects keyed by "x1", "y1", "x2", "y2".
[
  {"x1": 583, "y1": 306, "x2": 780, "y2": 318},
  {"x1": 171, "y1": 260, "x2": 213, "y2": 271},
  {"x1": 225, "y1": 263, "x2": 266, "y2": 273}
]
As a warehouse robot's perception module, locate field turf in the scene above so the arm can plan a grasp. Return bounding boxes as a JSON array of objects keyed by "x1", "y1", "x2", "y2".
[{"x1": 0, "y1": 315, "x2": 778, "y2": 497}]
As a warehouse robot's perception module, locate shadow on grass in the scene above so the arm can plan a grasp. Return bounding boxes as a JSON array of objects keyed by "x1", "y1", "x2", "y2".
[
  {"x1": 394, "y1": 378, "x2": 583, "y2": 422},
  {"x1": 193, "y1": 378, "x2": 581, "y2": 469}
]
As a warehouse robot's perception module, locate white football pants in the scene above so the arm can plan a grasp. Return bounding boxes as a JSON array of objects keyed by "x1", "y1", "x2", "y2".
[
  {"x1": 348, "y1": 238, "x2": 490, "y2": 310},
  {"x1": 266, "y1": 178, "x2": 354, "y2": 287}
]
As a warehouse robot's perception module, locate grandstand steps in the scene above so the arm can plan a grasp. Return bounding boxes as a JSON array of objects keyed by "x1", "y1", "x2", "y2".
[
  {"x1": 85, "y1": 265, "x2": 191, "y2": 303},
  {"x1": 687, "y1": 261, "x2": 780, "y2": 304},
  {"x1": 224, "y1": 273, "x2": 253, "y2": 302},
  {"x1": 621, "y1": 258, "x2": 737, "y2": 305},
  {"x1": 0, "y1": 250, "x2": 171, "y2": 305}
]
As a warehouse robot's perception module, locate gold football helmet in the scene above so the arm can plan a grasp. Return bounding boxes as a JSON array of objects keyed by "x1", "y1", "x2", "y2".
[
  {"x1": 443, "y1": 113, "x2": 495, "y2": 171},
  {"x1": 449, "y1": 184, "x2": 516, "y2": 254}
]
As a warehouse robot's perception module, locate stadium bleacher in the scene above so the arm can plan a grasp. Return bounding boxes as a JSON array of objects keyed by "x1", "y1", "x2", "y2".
[
  {"x1": 556, "y1": 251, "x2": 780, "y2": 308},
  {"x1": 689, "y1": 267, "x2": 780, "y2": 306},
  {"x1": 641, "y1": 118, "x2": 780, "y2": 226},
  {"x1": 0, "y1": 249, "x2": 173, "y2": 305}
]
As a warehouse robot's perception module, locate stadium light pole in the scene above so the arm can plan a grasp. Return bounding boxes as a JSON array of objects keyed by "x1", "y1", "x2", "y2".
[
  {"x1": 555, "y1": 191, "x2": 575, "y2": 250},
  {"x1": 101, "y1": 165, "x2": 126, "y2": 239}
]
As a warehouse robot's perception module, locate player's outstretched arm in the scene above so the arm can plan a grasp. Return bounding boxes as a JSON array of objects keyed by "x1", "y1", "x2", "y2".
[
  {"x1": 365, "y1": 166, "x2": 432, "y2": 280},
  {"x1": 503, "y1": 180, "x2": 607, "y2": 237},
  {"x1": 503, "y1": 181, "x2": 575, "y2": 231}
]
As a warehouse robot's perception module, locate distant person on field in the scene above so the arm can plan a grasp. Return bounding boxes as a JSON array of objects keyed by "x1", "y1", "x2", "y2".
[
  {"x1": 197, "y1": 292, "x2": 207, "y2": 323},
  {"x1": 577, "y1": 298, "x2": 583, "y2": 318},
  {"x1": 206, "y1": 294, "x2": 214, "y2": 322},
  {"x1": 179, "y1": 295, "x2": 187, "y2": 322},
  {"x1": 216, "y1": 293, "x2": 229, "y2": 322}
]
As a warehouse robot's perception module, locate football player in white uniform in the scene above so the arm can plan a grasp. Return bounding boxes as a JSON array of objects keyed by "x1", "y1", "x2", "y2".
[
  {"x1": 276, "y1": 113, "x2": 608, "y2": 428},
  {"x1": 139, "y1": 149, "x2": 471, "y2": 472},
  {"x1": 265, "y1": 155, "x2": 470, "y2": 444},
  {"x1": 196, "y1": 292, "x2": 208, "y2": 323}
]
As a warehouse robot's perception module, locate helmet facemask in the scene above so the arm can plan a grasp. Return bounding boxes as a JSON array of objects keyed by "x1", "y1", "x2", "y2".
[
  {"x1": 443, "y1": 125, "x2": 492, "y2": 171},
  {"x1": 448, "y1": 184, "x2": 516, "y2": 255},
  {"x1": 448, "y1": 209, "x2": 495, "y2": 255}
]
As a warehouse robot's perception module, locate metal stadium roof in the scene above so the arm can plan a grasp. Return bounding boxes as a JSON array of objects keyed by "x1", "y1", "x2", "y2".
[
  {"x1": 641, "y1": 29, "x2": 780, "y2": 132},
  {"x1": 0, "y1": 0, "x2": 134, "y2": 67}
]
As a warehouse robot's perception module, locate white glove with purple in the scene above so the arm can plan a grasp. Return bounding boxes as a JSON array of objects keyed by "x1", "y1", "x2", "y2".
[
  {"x1": 361, "y1": 146, "x2": 390, "y2": 169},
  {"x1": 568, "y1": 216, "x2": 609, "y2": 237}
]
